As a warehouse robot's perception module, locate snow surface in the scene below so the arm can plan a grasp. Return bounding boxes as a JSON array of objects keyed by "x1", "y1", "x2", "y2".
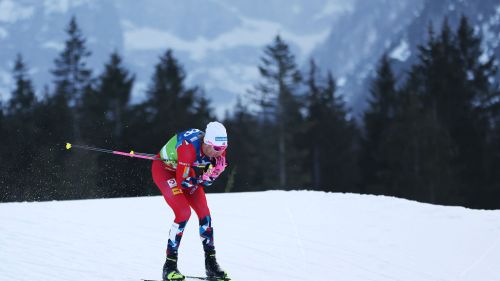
[{"x1": 1, "y1": 191, "x2": 500, "y2": 281}]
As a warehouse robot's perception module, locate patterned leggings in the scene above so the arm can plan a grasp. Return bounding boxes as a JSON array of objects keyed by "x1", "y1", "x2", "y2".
[{"x1": 152, "y1": 160, "x2": 215, "y2": 255}]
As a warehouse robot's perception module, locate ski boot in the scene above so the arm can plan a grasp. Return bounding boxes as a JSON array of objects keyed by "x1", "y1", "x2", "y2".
[
  {"x1": 163, "y1": 253, "x2": 185, "y2": 281},
  {"x1": 205, "y1": 250, "x2": 231, "y2": 281}
]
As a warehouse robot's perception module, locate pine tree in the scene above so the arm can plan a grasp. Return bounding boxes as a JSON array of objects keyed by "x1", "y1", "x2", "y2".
[
  {"x1": 305, "y1": 60, "x2": 324, "y2": 189},
  {"x1": 85, "y1": 51, "x2": 135, "y2": 198},
  {"x1": 223, "y1": 98, "x2": 261, "y2": 191},
  {"x1": 0, "y1": 100, "x2": 7, "y2": 201},
  {"x1": 386, "y1": 70, "x2": 457, "y2": 203},
  {"x1": 422, "y1": 17, "x2": 499, "y2": 206},
  {"x1": 455, "y1": 15, "x2": 499, "y2": 207},
  {"x1": 0, "y1": 101, "x2": 3, "y2": 132},
  {"x1": 368, "y1": 16, "x2": 500, "y2": 207},
  {"x1": 144, "y1": 49, "x2": 195, "y2": 142},
  {"x1": 123, "y1": 49, "x2": 204, "y2": 197},
  {"x1": 51, "y1": 16, "x2": 93, "y2": 141},
  {"x1": 2, "y1": 54, "x2": 40, "y2": 201},
  {"x1": 90, "y1": 51, "x2": 134, "y2": 142},
  {"x1": 49, "y1": 16, "x2": 94, "y2": 200},
  {"x1": 361, "y1": 54, "x2": 398, "y2": 194},
  {"x1": 8, "y1": 54, "x2": 37, "y2": 115},
  {"x1": 249, "y1": 35, "x2": 304, "y2": 187},
  {"x1": 305, "y1": 60, "x2": 359, "y2": 192},
  {"x1": 189, "y1": 88, "x2": 214, "y2": 130}
]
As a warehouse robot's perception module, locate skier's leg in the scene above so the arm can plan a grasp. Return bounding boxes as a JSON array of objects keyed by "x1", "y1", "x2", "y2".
[
  {"x1": 152, "y1": 160, "x2": 190, "y2": 280},
  {"x1": 154, "y1": 178, "x2": 191, "y2": 253},
  {"x1": 187, "y1": 188, "x2": 230, "y2": 280},
  {"x1": 185, "y1": 187, "x2": 213, "y2": 251}
]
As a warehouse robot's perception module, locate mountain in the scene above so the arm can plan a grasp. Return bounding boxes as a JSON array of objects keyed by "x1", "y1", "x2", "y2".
[
  {"x1": 2, "y1": 0, "x2": 498, "y2": 118},
  {"x1": 312, "y1": 0, "x2": 500, "y2": 118},
  {"x1": 1, "y1": 190, "x2": 500, "y2": 281},
  {"x1": 0, "y1": 0, "x2": 348, "y2": 116},
  {"x1": 0, "y1": 0, "x2": 123, "y2": 100}
]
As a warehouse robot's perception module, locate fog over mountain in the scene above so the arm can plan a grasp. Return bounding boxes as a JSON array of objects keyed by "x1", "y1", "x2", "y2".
[{"x1": 1, "y1": 0, "x2": 498, "y2": 116}]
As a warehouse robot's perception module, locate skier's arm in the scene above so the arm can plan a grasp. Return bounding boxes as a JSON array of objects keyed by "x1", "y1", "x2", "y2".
[{"x1": 176, "y1": 141, "x2": 197, "y2": 189}]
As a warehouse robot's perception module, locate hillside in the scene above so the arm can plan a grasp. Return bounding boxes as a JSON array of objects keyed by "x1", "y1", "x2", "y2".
[{"x1": 1, "y1": 191, "x2": 499, "y2": 281}]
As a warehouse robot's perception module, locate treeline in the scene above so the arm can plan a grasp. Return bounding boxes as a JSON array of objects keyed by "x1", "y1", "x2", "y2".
[
  {"x1": 360, "y1": 17, "x2": 500, "y2": 209},
  {"x1": 0, "y1": 17, "x2": 213, "y2": 201},
  {"x1": 1, "y1": 16, "x2": 499, "y2": 209}
]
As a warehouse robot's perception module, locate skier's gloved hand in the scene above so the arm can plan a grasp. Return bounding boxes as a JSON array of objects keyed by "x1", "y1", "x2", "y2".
[
  {"x1": 213, "y1": 155, "x2": 227, "y2": 175},
  {"x1": 181, "y1": 177, "x2": 198, "y2": 189},
  {"x1": 201, "y1": 156, "x2": 227, "y2": 181},
  {"x1": 199, "y1": 178, "x2": 214, "y2": 187},
  {"x1": 192, "y1": 175, "x2": 214, "y2": 188},
  {"x1": 202, "y1": 165, "x2": 216, "y2": 181}
]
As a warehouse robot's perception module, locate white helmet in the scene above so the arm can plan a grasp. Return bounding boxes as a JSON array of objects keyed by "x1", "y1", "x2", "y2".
[{"x1": 204, "y1": 121, "x2": 228, "y2": 147}]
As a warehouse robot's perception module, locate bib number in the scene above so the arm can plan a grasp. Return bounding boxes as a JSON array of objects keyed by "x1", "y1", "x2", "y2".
[{"x1": 183, "y1": 129, "x2": 200, "y2": 138}]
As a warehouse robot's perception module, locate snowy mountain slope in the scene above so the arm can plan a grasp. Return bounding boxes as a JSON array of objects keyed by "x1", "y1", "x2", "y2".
[
  {"x1": 1, "y1": 0, "x2": 498, "y2": 117},
  {"x1": 0, "y1": 0, "x2": 344, "y2": 116},
  {"x1": 311, "y1": 0, "x2": 425, "y2": 114},
  {"x1": 0, "y1": 0, "x2": 123, "y2": 89},
  {"x1": 1, "y1": 191, "x2": 500, "y2": 281},
  {"x1": 312, "y1": 0, "x2": 500, "y2": 117},
  {"x1": 385, "y1": 0, "x2": 500, "y2": 78}
]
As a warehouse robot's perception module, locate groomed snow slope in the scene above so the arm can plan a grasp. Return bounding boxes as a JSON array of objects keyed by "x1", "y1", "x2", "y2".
[{"x1": 1, "y1": 191, "x2": 499, "y2": 281}]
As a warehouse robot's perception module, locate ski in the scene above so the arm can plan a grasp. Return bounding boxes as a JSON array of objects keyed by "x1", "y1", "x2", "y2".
[
  {"x1": 142, "y1": 277, "x2": 231, "y2": 281},
  {"x1": 141, "y1": 277, "x2": 204, "y2": 281},
  {"x1": 190, "y1": 278, "x2": 231, "y2": 281},
  {"x1": 141, "y1": 276, "x2": 205, "y2": 281}
]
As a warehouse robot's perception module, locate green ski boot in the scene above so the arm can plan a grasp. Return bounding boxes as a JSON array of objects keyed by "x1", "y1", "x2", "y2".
[{"x1": 163, "y1": 253, "x2": 185, "y2": 281}]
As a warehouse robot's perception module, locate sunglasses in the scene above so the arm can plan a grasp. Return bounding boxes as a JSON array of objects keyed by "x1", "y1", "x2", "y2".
[{"x1": 212, "y1": 145, "x2": 227, "y2": 152}]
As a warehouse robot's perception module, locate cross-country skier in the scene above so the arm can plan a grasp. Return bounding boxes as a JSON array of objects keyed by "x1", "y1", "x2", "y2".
[{"x1": 151, "y1": 121, "x2": 231, "y2": 281}]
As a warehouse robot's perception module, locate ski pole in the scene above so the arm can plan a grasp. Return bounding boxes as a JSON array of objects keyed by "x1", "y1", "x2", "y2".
[{"x1": 65, "y1": 143, "x2": 163, "y2": 161}]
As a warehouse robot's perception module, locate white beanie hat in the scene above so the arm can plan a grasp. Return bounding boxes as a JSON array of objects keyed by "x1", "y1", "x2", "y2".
[{"x1": 204, "y1": 121, "x2": 228, "y2": 146}]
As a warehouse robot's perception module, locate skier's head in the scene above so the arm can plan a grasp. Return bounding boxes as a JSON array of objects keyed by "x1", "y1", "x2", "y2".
[{"x1": 203, "y1": 121, "x2": 228, "y2": 157}]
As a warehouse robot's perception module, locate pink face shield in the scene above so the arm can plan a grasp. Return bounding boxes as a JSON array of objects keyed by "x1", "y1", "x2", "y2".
[{"x1": 212, "y1": 145, "x2": 226, "y2": 152}]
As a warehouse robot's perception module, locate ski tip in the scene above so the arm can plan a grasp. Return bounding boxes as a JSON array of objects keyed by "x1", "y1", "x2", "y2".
[{"x1": 66, "y1": 143, "x2": 72, "y2": 150}]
